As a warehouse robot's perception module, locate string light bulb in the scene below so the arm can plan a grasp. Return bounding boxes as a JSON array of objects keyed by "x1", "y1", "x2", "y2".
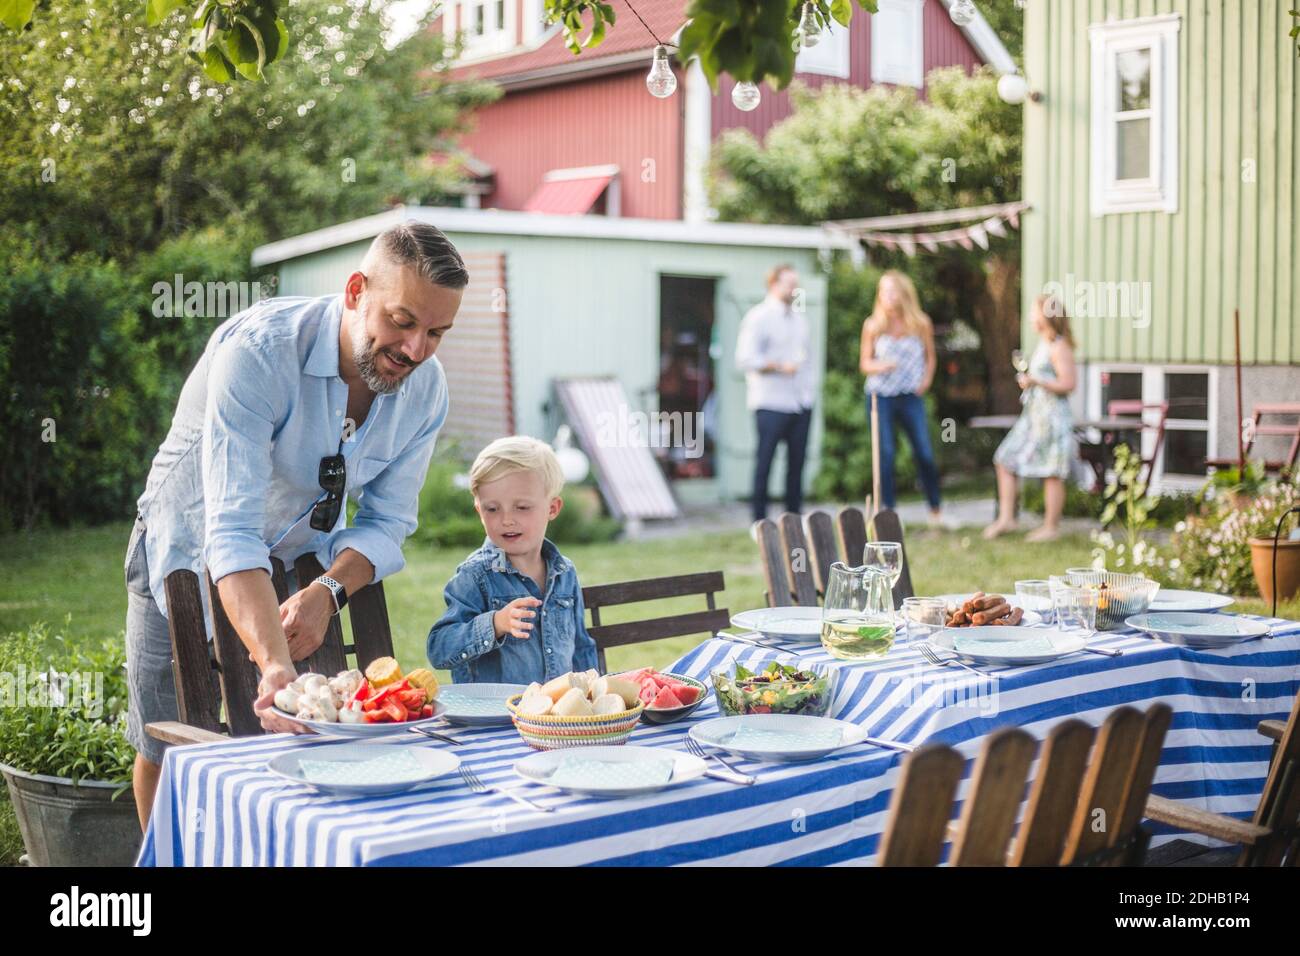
[
  {"x1": 731, "y1": 81, "x2": 761, "y2": 111},
  {"x1": 646, "y1": 44, "x2": 677, "y2": 98},
  {"x1": 949, "y1": 0, "x2": 977, "y2": 26},
  {"x1": 796, "y1": 3, "x2": 821, "y2": 48}
]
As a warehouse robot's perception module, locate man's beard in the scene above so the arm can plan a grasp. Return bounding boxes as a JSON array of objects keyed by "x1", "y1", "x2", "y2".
[{"x1": 353, "y1": 335, "x2": 412, "y2": 395}]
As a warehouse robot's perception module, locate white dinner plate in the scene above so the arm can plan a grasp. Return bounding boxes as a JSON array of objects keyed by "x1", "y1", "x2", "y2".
[
  {"x1": 730, "y1": 607, "x2": 824, "y2": 642},
  {"x1": 931, "y1": 625, "x2": 1087, "y2": 664},
  {"x1": 273, "y1": 699, "x2": 447, "y2": 737},
  {"x1": 514, "y1": 745, "x2": 706, "y2": 798},
  {"x1": 437, "y1": 684, "x2": 526, "y2": 726},
  {"x1": 268, "y1": 742, "x2": 460, "y2": 796},
  {"x1": 932, "y1": 593, "x2": 1044, "y2": 627},
  {"x1": 689, "y1": 714, "x2": 870, "y2": 762},
  {"x1": 1126, "y1": 612, "x2": 1270, "y2": 648},
  {"x1": 1148, "y1": 590, "x2": 1236, "y2": 613}
]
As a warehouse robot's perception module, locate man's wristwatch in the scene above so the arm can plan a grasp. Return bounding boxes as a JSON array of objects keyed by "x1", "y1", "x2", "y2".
[{"x1": 312, "y1": 575, "x2": 348, "y2": 614}]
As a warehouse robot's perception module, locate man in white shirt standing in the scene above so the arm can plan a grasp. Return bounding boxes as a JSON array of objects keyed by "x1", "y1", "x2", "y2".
[{"x1": 734, "y1": 264, "x2": 816, "y2": 524}]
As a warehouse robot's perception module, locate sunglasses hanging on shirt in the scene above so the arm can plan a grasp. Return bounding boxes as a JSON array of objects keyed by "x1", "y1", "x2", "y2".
[{"x1": 310, "y1": 440, "x2": 347, "y2": 531}]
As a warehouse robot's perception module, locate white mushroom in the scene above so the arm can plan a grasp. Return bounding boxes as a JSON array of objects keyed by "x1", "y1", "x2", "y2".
[
  {"x1": 273, "y1": 687, "x2": 301, "y2": 713},
  {"x1": 337, "y1": 706, "x2": 363, "y2": 724}
]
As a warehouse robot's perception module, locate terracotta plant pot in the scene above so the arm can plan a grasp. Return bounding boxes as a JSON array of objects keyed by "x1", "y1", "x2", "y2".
[{"x1": 1249, "y1": 537, "x2": 1300, "y2": 605}]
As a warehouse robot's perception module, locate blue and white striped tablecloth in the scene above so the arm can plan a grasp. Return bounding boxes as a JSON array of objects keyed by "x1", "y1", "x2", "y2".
[{"x1": 137, "y1": 614, "x2": 1300, "y2": 866}]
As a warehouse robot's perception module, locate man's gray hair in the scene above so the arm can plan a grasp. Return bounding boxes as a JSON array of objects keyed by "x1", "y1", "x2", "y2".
[{"x1": 374, "y1": 221, "x2": 469, "y2": 289}]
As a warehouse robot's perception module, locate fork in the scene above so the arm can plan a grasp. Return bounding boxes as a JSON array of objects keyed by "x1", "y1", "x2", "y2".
[
  {"x1": 407, "y1": 724, "x2": 465, "y2": 745},
  {"x1": 684, "y1": 736, "x2": 755, "y2": 785},
  {"x1": 918, "y1": 642, "x2": 988, "y2": 677},
  {"x1": 459, "y1": 763, "x2": 554, "y2": 812}
]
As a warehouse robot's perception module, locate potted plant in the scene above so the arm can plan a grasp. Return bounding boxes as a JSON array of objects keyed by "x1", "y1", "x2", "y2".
[
  {"x1": 0, "y1": 623, "x2": 140, "y2": 866},
  {"x1": 1249, "y1": 504, "x2": 1300, "y2": 607}
]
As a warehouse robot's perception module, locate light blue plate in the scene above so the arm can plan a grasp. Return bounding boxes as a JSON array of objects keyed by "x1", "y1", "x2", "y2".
[
  {"x1": 438, "y1": 683, "x2": 527, "y2": 726},
  {"x1": 1126, "y1": 611, "x2": 1269, "y2": 648},
  {"x1": 1148, "y1": 589, "x2": 1235, "y2": 613},
  {"x1": 514, "y1": 745, "x2": 706, "y2": 798},
  {"x1": 268, "y1": 742, "x2": 460, "y2": 796},
  {"x1": 689, "y1": 714, "x2": 870, "y2": 762}
]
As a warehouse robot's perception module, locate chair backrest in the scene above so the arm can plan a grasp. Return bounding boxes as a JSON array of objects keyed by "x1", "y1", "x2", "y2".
[
  {"x1": 1246, "y1": 685, "x2": 1300, "y2": 865},
  {"x1": 879, "y1": 703, "x2": 1172, "y2": 867},
  {"x1": 1251, "y1": 404, "x2": 1300, "y2": 472},
  {"x1": 754, "y1": 518, "x2": 818, "y2": 607},
  {"x1": 581, "y1": 572, "x2": 729, "y2": 673},
  {"x1": 868, "y1": 508, "x2": 915, "y2": 604},
  {"x1": 837, "y1": 506, "x2": 868, "y2": 573},
  {"x1": 1107, "y1": 400, "x2": 1169, "y2": 486},
  {"x1": 163, "y1": 558, "x2": 397, "y2": 737}
]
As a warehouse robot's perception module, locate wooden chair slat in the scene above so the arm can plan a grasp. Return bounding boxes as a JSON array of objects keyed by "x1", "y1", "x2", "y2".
[
  {"x1": 1062, "y1": 706, "x2": 1145, "y2": 863},
  {"x1": 205, "y1": 572, "x2": 265, "y2": 738},
  {"x1": 1114, "y1": 704, "x2": 1174, "y2": 856},
  {"x1": 293, "y1": 554, "x2": 349, "y2": 676},
  {"x1": 270, "y1": 557, "x2": 290, "y2": 604},
  {"x1": 805, "y1": 511, "x2": 838, "y2": 596},
  {"x1": 878, "y1": 744, "x2": 965, "y2": 866},
  {"x1": 1011, "y1": 719, "x2": 1096, "y2": 866},
  {"x1": 952, "y1": 728, "x2": 1037, "y2": 866},
  {"x1": 589, "y1": 609, "x2": 732, "y2": 650},
  {"x1": 868, "y1": 508, "x2": 915, "y2": 603},
  {"x1": 1251, "y1": 703, "x2": 1300, "y2": 866},
  {"x1": 161, "y1": 570, "x2": 224, "y2": 736},
  {"x1": 143, "y1": 720, "x2": 227, "y2": 746},
  {"x1": 778, "y1": 513, "x2": 820, "y2": 607},
  {"x1": 581, "y1": 571, "x2": 725, "y2": 608},
  {"x1": 837, "y1": 506, "x2": 868, "y2": 570},
  {"x1": 348, "y1": 581, "x2": 396, "y2": 669},
  {"x1": 755, "y1": 519, "x2": 794, "y2": 607}
]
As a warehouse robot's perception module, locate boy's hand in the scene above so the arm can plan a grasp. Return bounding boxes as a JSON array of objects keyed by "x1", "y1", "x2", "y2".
[{"x1": 494, "y1": 597, "x2": 542, "y2": 639}]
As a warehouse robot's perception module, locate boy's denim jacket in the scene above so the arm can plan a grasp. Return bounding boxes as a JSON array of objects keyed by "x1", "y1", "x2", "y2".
[{"x1": 426, "y1": 537, "x2": 599, "y2": 684}]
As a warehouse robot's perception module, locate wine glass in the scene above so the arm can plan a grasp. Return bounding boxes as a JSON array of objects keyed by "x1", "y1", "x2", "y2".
[
  {"x1": 863, "y1": 541, "x2": 903, "y2": 593},
  {"x1": 1011, "y1": 349, "x2": 1028, "y2": 374}
]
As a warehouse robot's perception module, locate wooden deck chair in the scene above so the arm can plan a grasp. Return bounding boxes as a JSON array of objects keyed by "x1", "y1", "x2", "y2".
[
  {"x1": 1143, "y1": 687, "x2": 1300, "y2": 866},
  {"x1": 582, "y1": 572, "x2": 729, "y2": 673},
  {"x1": 145, "y1": 556, "x2": 397, "y2": 747},
  {"x1": 1207, "y1": 402, "x2": 1300, "y2": 475},
  {"x1": 879, "y1": 703, "x2": 1172, "y2": 866},
  {"x1": 867, "y1": 508, "x2": 915, "y2": 604},
  {"x1": 1106, "y1": 400, "x2": 1169, "y2": 488}
]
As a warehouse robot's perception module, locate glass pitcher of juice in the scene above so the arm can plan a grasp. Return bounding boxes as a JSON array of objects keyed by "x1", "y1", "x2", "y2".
[{"x1": 821, "y1": 562, "x2": 896, "y2": 661}]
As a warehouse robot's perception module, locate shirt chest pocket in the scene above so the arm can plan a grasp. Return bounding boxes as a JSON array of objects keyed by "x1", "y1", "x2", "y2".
[
  {"x1": 543, "y1": 595, "x2": 578, "y2": 646},
  {"x1": 348, "y1": 456, "x2": 389, "y2": 493}
]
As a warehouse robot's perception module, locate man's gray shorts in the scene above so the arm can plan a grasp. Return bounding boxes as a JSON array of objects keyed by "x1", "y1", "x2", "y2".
[{"x1": 124, "y1": 516, "x2": 219, "y2": 765}]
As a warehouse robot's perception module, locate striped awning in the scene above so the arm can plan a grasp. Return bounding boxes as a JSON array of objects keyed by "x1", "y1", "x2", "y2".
[{"x1": 521, "y1": 175, "x2": 612, "y2": 215}]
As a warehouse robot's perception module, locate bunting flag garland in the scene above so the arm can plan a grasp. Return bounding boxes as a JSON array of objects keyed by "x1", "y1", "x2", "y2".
[{"x1": 823, "y1": 201, "x2": 1030, "y2": 258}]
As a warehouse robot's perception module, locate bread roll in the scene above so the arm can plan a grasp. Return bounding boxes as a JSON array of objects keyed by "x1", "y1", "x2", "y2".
[
  {"x1": 541, "y1": 674, "x2": 574, "y2": 703},
  {"x1": 591, "y1": 693, "x2": 628, "y2": 715},
  {"x1": 601, "y1": 677, "x2": 642, "y2": 708},
  {"x1": 569, "y1": 670, "x2": 591, "y2": 694},
  {"x1": 552, "y1": 687, "x2": 594, "y2": 717},
  {"x1": 517, "y1": 692, "x2": 553, "y2": 716}
]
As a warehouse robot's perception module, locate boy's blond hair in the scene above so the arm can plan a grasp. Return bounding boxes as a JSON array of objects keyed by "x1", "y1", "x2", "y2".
[{"x1": 469, "y1": 436, "x2": 565, "y2": 499}]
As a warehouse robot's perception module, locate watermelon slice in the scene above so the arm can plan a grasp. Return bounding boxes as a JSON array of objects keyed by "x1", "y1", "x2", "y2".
[
  {"x1": 671, "y1": 685, "x2": 699, "y2": 705},
  {"x1": 650, "y1": 685, "x2": 683, "y2": 710},
  {"x1": 638, "y1": 681, "x2": 658, "y2": 704},
  {"x1": 618, "y1": 667, "x2": 655, "y2": 683}
]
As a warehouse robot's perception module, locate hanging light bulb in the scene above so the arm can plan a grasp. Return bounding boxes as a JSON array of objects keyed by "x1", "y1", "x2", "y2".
[
  {"x1": 732, "y1": 81, "x2": 761, "y2": 111},
  {"x1": 948, "y1": 0, "x2": 978, "y2": 26},
  {"x1": 646, "y1": 45, "x2": 677, "y2": 98},
  {"x1": 796, "y1": 2, "x2": 821, "y2": 48}
]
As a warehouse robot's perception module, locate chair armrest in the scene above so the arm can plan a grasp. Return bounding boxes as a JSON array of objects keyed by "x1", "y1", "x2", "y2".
[
  {"x1": 1257, "y1": 719, "x2": 1286, "y2": 742},
  {"x1": 1144, "y1": 794, "x2": 1269, "y2": 846},
  {"x1": 145, "y1": 721, "x2": 227, "y2": 746}
]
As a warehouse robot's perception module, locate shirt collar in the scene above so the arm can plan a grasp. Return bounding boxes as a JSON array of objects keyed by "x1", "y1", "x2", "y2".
[
  {"x1": 305, "y1": 294, "x2": 411, "y2": 397},
  {"x1": 484, "y1": 536, "x2": 571, "y2": 581}
]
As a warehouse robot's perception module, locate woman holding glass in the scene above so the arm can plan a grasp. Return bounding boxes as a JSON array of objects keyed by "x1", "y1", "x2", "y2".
[
  {"x1": 859, "y1": 271, "x2": 942, "y2": 525},
  {"x1": 983, "y1": 294, "x2": 1078, "y2": 543}
]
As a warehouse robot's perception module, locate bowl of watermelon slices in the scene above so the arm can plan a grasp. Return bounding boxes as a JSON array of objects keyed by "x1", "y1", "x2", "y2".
[{"x1": 616, "y1": 668, "x2": 709, "y2": 724}]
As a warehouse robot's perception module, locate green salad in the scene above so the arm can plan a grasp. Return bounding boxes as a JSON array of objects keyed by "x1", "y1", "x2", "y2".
[{"x1": 711, "y1": 662, "x2": 833, "y2": 717}]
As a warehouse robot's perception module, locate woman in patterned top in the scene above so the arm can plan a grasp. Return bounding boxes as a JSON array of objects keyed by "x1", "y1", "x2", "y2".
[
  {"x1": 983, "y1": 294, "x2": 1079, "y2": 542},
  {"x1": 859, "y1": 271, "x2": 943, "y2": 525}
]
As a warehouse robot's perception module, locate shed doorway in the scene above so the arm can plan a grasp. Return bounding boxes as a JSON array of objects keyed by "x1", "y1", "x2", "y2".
[{"x1": 657, "y1": 275, "x2": 718, "y2": 479}]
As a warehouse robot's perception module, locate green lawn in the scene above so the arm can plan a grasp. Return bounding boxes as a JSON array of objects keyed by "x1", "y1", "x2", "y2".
[{"x1": 2, "y1": 520, "x2": 1297, "y2": 866}]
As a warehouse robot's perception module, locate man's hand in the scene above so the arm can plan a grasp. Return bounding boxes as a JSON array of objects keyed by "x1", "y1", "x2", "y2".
[
  {"x1": 254, "y1": 662, "x2": 312, "y2": 734},
  {"x1": 279, "y1": 584, "x2": 333, "y2": 661},
  {"x1": 494, "y1": 597, "x2": 542, "y2": 639}
]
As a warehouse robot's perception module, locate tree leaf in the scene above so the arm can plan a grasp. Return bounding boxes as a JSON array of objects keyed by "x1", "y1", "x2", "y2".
[
  {"x1": 0, "y1": 0, "x2": 36, "y2": 31},
  {"x1": 146, "y1": 0, "x2": 186, "y2": 27},
  {"x1": 830, "y1": 0, "x2": 852, "y2": 27}
]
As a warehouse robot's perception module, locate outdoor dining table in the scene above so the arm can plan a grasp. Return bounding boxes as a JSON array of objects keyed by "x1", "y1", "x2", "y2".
[{"x1": 137, "y1": 610, "x2": 1300, "y2": 867}]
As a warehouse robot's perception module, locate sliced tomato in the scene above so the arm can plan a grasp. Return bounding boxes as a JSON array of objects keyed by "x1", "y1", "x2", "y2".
[
  {"x1": 363, "y1": 710, "x2": 388, "y2": 724},
  {"x1": 381, "y1": 698, "x2": 407, "y2": 723},
  {"x1": 351, "y1": 680, "x2": 370, "y2": 705},
  {"x1": 394, "y1": 688, "x2": 426, "y2": 709}
]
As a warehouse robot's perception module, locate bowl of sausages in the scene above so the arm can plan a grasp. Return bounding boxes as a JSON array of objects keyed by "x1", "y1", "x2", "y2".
[{"x1": 942, "y1": 592, "x2": 1033, "y2": 628}]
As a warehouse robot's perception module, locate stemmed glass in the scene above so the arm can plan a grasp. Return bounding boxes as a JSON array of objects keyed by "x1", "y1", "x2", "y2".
[
  {"x1": 1012, "y1": 349, "x2": 1029, "y2": 374},
  {"x1": 863, "y1": 541, "x2": 903, "y2": 591}
]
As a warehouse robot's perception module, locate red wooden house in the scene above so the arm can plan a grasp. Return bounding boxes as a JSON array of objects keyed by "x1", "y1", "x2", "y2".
[{"x1": 440, "y1": 0, "x2": 1017, "y2": 221}]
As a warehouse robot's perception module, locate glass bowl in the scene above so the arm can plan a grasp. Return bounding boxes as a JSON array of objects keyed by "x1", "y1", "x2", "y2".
[
  {"x1": 710, "y1": 661, "x2": 837, "y2": 718},
  {"x1": 1061, "y1": 569, "x2": 1161, "y2": 630}
]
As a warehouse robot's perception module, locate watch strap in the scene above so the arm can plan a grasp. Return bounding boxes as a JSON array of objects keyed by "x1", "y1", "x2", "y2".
[{"x1": 313, "y1": 575, "x2": 347, "y2": 613}]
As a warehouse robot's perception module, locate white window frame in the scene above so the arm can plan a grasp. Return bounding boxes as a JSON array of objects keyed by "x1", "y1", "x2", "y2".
[
  {"x1": 871, "y1": 0, "x2": 924, "y2": 89},
  {"x1": 1085, "y1": 363, "x2": 1218, "y2": 491},
  {"x1": 796, "y1": 21, "x2": 850, "y2": 79},
  {"x1": 1089, "y1": 14, "x2": 1181, "y2": 216},
  {"x1": 445, "y1": 0, "x2": 517, "y2": 60}
]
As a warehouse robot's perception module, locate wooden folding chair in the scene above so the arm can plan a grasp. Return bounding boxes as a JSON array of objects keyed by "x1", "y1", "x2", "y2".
[
  {"x1": 879, "y1": 703, "x2": 1172, "y2": 866},
  {"x1": 867, "y1": 508, "x2": 915, "y2": 604},
  {"x1": 1106, "y1": 399, "x2": 1169, "y2": 488},
  {"x1": 582, "y1": 572, "x2": 729, "y2": 673},
  {"x1": 1207, "y1": 402, "x2": 1300, "y2": 475},
  {"x1": 1143, "y1": 687, "x2": 1300, "y2": 866},
  {"x1": 145, "y1": 556, "x2": 397, "y2": 747}
]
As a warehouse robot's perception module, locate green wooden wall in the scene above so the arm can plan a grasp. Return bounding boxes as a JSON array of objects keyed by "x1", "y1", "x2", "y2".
[{"x1": 1023, "y1": 0, "x2": 1299, "y2": 365}]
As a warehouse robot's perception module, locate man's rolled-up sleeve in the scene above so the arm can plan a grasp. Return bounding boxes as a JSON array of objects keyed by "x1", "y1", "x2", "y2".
[
  {"x1": 202, "y1": 337, "x2": 287, "y2": 583},
  {"x1": 321, "y1": 374, "x2": 448, "y2": 582}
]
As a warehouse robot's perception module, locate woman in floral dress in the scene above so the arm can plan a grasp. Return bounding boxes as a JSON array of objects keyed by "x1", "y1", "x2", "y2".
[{"x1": 983, "y1": 294, "x2": 1078, "y2": 543}]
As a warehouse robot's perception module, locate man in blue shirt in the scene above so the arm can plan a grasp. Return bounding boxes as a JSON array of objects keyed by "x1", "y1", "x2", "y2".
[{"x1": 124, "y1": 221, "x2": 466, "y2": 826}]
